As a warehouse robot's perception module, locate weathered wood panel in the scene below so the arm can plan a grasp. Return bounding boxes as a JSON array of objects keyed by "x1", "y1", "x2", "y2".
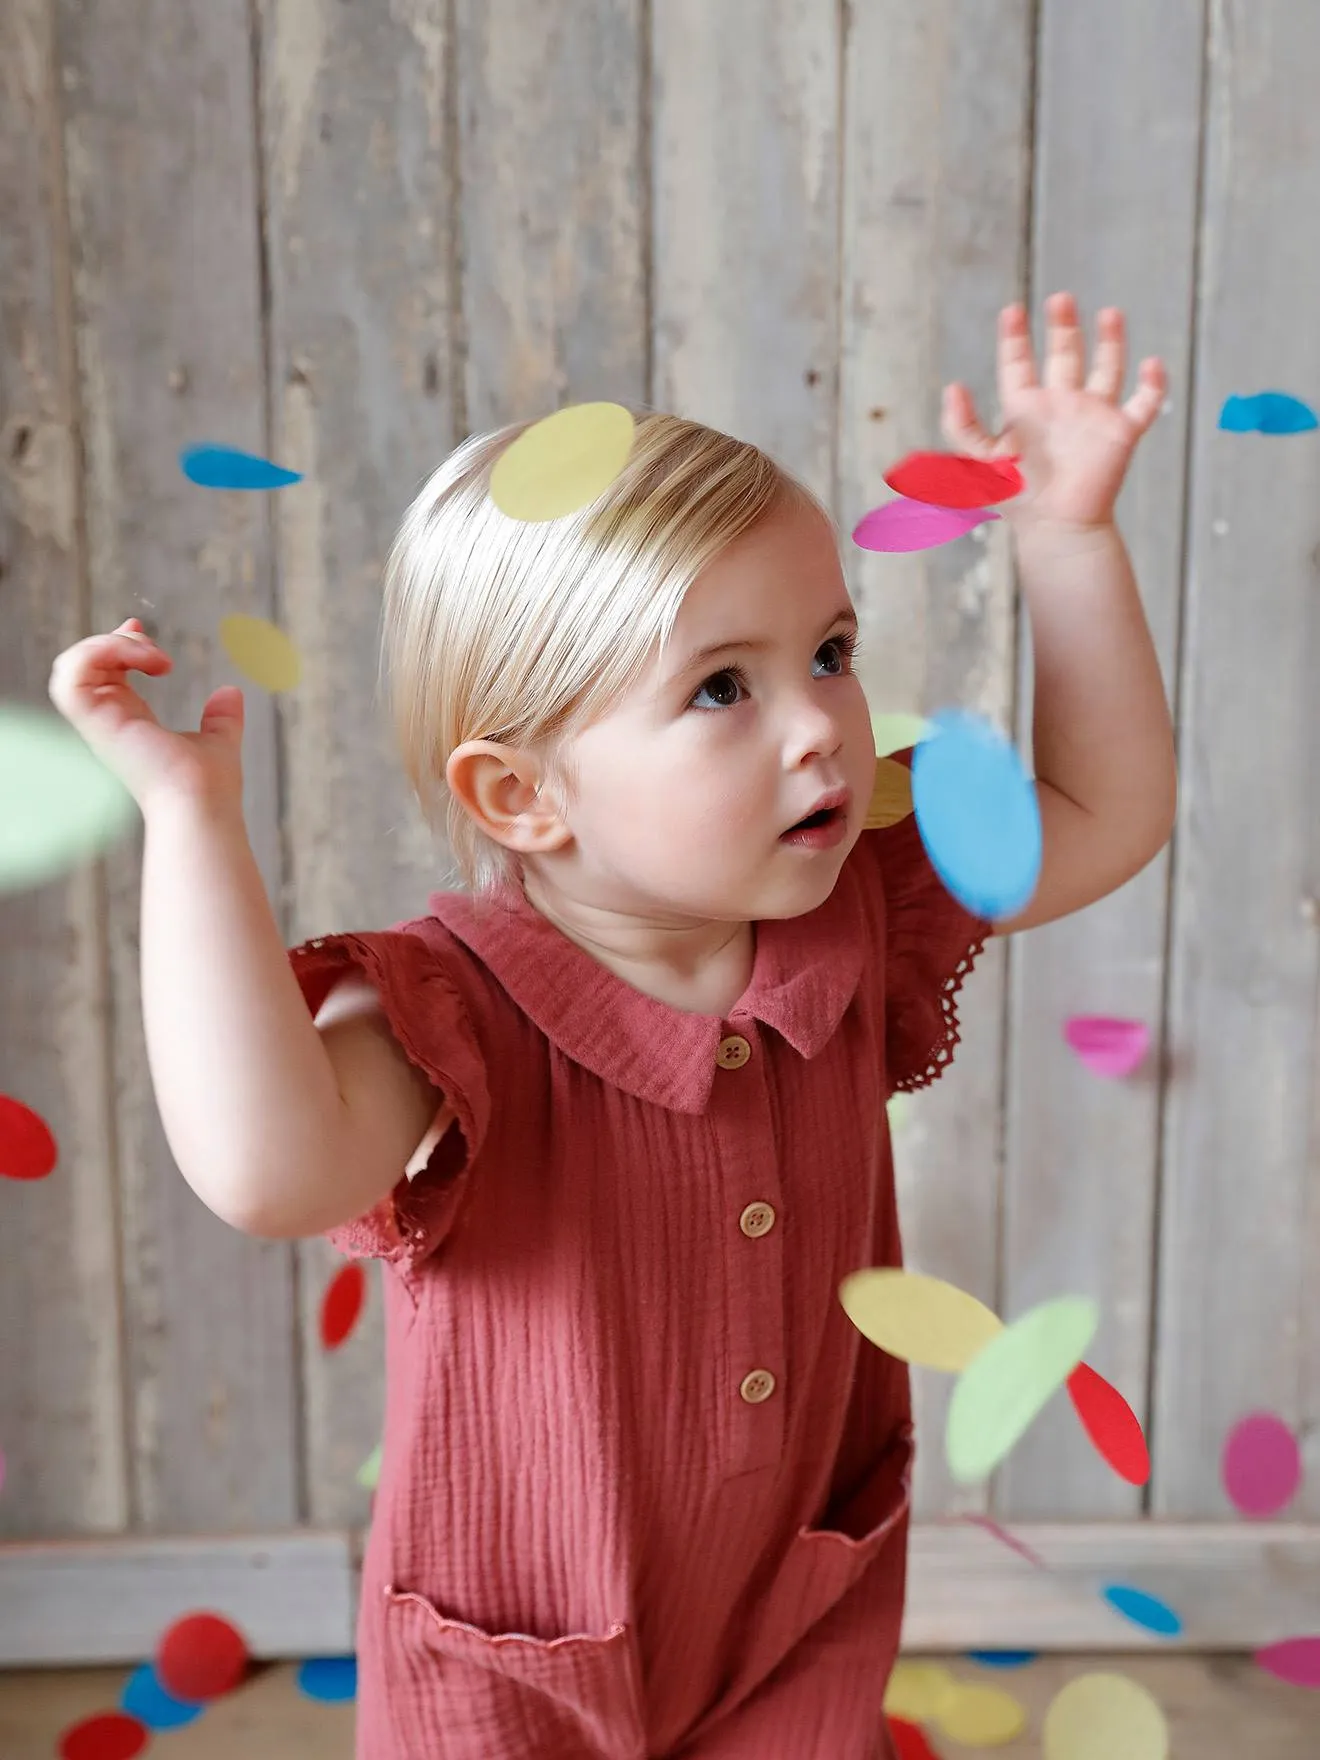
[
  {"x1": 998, "y1": 0, "x2": 1205, "y2": 1520},
  {"x1": 257, "y1": 0, "x2": 459, "y2": 1529},
  {"x1": 1154, "y1": 0, "x2": 1320, "y2": 1518},
  {"x1": 838, "y1": 0, "x2": 1034, "y2": 1517},
  {"x1": 55, "y1": 0, "x2": 299, "y2": 1529},
  {"x1": 0, "y1": 0, "x2": 127, "y2": 1538}
]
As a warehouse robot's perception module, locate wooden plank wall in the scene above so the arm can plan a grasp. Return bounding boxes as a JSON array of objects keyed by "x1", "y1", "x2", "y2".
[{"x1": 2, "y1": 0, "x2": 1318, "y2": 1569}]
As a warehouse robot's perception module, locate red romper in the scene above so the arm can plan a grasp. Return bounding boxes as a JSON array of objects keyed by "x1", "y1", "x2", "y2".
[{"x1": 291, "y1": 778, "x2": 987, "y2": 1760}]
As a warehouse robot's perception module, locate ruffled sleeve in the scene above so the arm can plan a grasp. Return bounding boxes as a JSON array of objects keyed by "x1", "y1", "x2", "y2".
[
  {"x1": 857, "y1": 748, "x2": 992, "y2": 1094},
  {"x1": 289, "y1": 929, "x2": 491, "y2": 1264}
]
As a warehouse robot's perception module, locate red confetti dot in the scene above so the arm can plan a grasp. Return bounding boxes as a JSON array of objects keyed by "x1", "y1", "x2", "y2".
[
  {"x1": 58, "y1": 1711, "x2": 148, "y2": 1760},
  {"x1": 0, "y1": 1094, "x2": 57, "y2": 1180},
  {"x1": 320, "y1": 1261, "x2": 367, "y2": 1350},
  {"x1": 156, "y1": 1610, "x2": 249, "y2": 1701},
  {"x1": 1067, "y1": 1362, "x2": 1151, "y2": 1485},
  {"x1": 889, "y1": 1715, "x2": 942, "y2": 1759},
  {"x1": 884, "y1": 451, "x2": 1025, "y2": 510}
]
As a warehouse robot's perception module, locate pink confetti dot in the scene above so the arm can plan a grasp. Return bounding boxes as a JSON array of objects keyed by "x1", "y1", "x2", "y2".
[
  {"x1": 1222, "y1": 1412, "x2": 1302, "y2": 1517},
  {"x1": 1255, "y1": 1636, "x2": 1320, "y2": 1689}
]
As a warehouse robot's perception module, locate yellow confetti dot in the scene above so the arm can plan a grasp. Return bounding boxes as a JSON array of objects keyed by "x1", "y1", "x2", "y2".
[
  {"x1": 489, "y1": 402, "x2": 636, "y2": 522},
  {"x1": 840, "y1": 1270, "x2": 1003, "y2": 1374},
  {"x1": 871, "y1": 710, "x2": 931, "y2": 756},
  {"x1": 219, "y1": 614, "x2": 302, "y2": 694},
  {"x1": 866, "y1": 755, "x2": 915, "y2": 829},
  {"x1": 1042, "y1": 1672, "x2": 1169, "y2": 1760},
  {"x1": 884, "y1": 1660, "x2": 958, "y2": 1724},
  {"x1": 938, "y1": 1681, "x2": 1028, "y2": 1746}
]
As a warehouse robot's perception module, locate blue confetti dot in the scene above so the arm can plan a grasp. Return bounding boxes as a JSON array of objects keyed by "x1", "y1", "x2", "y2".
[
  {"x1": 1102, "y1": 1582, "x2": 1183, "y2": 1637},
  {"x1": 180, "y1": 444, "x2": 303, "y2": 491},
  {"x1": 911, "y1": 711, "x2": 1042, "y2": 920},
  {"x1": 1217, "y1": 392, "x2": 1318, "y2": 435},
  {"x1": 121, "y1": 1661, "x2": 205, "y2": 1730},
  {"x1": 967, "y1": 1649, "x2": 1039, "y2": 1669},
  {"x1": 297, "y1": 1655, "x2": 358, "y2": 1702}
]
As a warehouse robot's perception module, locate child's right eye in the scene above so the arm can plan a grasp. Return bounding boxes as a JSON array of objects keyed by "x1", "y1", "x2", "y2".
[{"x1": 690, "y1": 667, "x2": 748, "y2": 711}]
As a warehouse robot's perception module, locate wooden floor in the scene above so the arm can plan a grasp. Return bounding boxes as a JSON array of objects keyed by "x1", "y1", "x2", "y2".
[{"x1": 0, "y1": 1653, "x2": 1316, "y2": 1757}]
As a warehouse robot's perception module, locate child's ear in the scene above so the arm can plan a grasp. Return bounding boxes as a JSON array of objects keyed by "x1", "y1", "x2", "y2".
[{"x1": 446, "y1": 740, "x2": 572, "y2": 856}]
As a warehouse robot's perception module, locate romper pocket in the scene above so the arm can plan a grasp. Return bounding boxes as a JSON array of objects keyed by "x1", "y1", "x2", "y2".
[{"x1": 382, "y1": 1586, "x2": 648, "y2": 1760}]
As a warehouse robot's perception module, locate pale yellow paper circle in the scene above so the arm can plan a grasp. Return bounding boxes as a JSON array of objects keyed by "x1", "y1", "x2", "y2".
[
  {"x1": 886, "y1": 1092, "x2": 911, "y2": 1132},
  {"x1": 866, "y1": 755, "x2": 915, "y2": 829},
  {"x1": 839, "y1": 1269, "x2": 1003, "y2": 1373},
  {"x1": 883, "y1": 1660, "x2": 958, "y2": 1723},
  {"x1": 219, "y1": 614, "x2": 302, "y2": 693},
  {"x1": 939, "y1": 1681, "x2": 1028, "y2": 1746},
  {"x1": 1042, "y1": 1673, "x2": 1169, "y2": 1760},
  {"x1": 489, "y1": 402, "x2": 636, "y2": 522},
  {"x1": 871, "y1": 710, "x2": 931, "y2": 756}
]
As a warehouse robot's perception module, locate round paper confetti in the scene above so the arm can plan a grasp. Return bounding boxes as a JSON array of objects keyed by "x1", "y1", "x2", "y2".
[
  {"x1": 155, "y1": 1611, "x2": 249, "y2": 1701},
  {"x1": 871, "y1": 711, "x2": 931, "y2": 757},
  {"x1": 0, "y1": 705, "x2": 138, "y2": 894},
  {"x1": 1042, "y1": 1672, "x2": 1169, "y2": 1760},
  {"x1": 884, "y1": 451, "x2": 1025, "y2": 509},
  {"x1": 853, "y1": 498, "x2": 1000, "y2": 553},
  {"x1": 321, "y1": 1261, "x2": 367, "y2": 1350},
  {"x1": 356, "y1": 1441, "x2": 383, "y2": 1490},
  {"x1": 968, "y1": 1650, "x2": 1038, "y2": 1670},
  {"x1": 1255, "y1": 1636, "x2": 1320, "y2": 1688},
  {"x1": 297, "y1": 1655, "x2": 358, "y2": 1702},
  {"x1": 912, "y1": 711, "x2": 1041, "y2": 920},
  {"x1": 1063, "y1": 1016, "x2": 1150, "y2": 1079},
  {"x1": 1102, "y1": 1584, "x2": 1183, "y2": 1637},
  {"x1": 938, "y1": 1681, "x2": 1027, "y2": 1745},
  {"x1": 121, "y1": 1661, "x2": 204, "y2": 1730},
  {"x1": 839, "y1": 1269, "x2": 1003, "y2": 1374},
  {"x1": 884, "y1": 1660, "x2": 958, "y2": 1723},
  {"x1": 57, "y1": 1711, "x2": 149, "y2": 1760},
  {"x1": 1222, "y1": 1412, "x2": 1302, "y2": 1517},
  {"x1": 889, "y1": 1716, "x2": 942, "y2": 1760},
  {"x1": 0, "y1": 1094, "x2": 58, "y2": 1181},
  {"x1": 218, "y1": 615, "x2": 302, "y2": 694},
  {"x1": 489, "y1": 402, "x2": 636, "y2": 522},
  {"x1": 946, "y1": 1296, "x2": 1098, "y2": 1485},
  {"x1": 180, "y1": 444, "x2": 302, "y2": 490},
  {"x1": 1067, "y1": 1362, "x2": 1150, "y2": 1485},
  {"x1": 866, "y1": 756, "x2": 915, "y2": 829}
]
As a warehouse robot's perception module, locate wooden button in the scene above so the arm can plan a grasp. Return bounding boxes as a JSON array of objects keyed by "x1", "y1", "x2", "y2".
[
  {"x1": 739, "y1": 1202, "x2": 776, "y2": 1239},
  {"x1": 716, "y1": 1034, "x2": 752, "y2": 1070}
]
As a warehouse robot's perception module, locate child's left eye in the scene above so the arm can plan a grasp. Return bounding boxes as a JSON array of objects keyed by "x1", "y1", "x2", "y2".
[{"x1": 813, "y1": 632, "x2": 858, "y2": 677}]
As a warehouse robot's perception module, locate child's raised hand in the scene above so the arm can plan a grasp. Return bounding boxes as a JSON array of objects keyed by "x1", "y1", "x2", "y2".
[
  {"x1": 48, "y1": 618, "x2": 245, "y2": 811},
  {"x1": 941, "y1": 292, "x2": 1167, "y2": 532}
]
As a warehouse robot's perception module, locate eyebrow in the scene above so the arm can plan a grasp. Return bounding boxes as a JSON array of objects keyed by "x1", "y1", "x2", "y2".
[{"x1": 676, "y1": 606, "x2": 859, "y2": 675}]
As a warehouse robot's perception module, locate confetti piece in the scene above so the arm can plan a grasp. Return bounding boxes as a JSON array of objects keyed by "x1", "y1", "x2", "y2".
[
  {"x1": 1043, "y1": 1673, "x2": 1168, "y2": 1760},
  {"x1": 839, "y1": 1269, "x2": 1003, "y2": 1373},
  {"x1": 866, "y1": 756, "x2": 915, "y2": 829},
  {"x1": 155, "y1": 1611, "x2": 249, "y2": 1702},
  {"x1": 885, "y1": 1660, "x2": 959, "y2": 1723},
  {"x1": 938, "y1": 1681, "x2": 1027, "y2": 1746},
  {"x1": 872, "y1": 712, "x2": 932, "y2": 756},
  {"x1": 180, "y1": 444, "x2": 302, "y2": 489},
  {"x1": 1255, "y1": 1636, "x2": 1320, "y2": 1688},
  {"x1": 886, "y1": 1093, "x2": 911, "y2": 1132},
  {"x1": 296, "y1": 1656, "x2": 358, "y2": 1702},
  {"x1": 0, "y1": 1094, "x2": 58, "y2": 1181},
  {"x1": 853, "y1": 498, "x2": 1000, "y2": 553},
  {"x1": 967, "y1": 1651, "x2": 1038, "y2": 1670},
  {"x1": 1222, "y1": 1412, "x2": 1302, "y2": 1517},
  {"x1": 0, "y1": 705, "x2": 138, "y2": 894},
  {"x1": 218, "y1": 614, "x2": 302, "y2": 694},
  {"x1": 121, "y1": 1661, "x2": 204, "y2": 1730},
  {"x1": 57, "y1": 1711, "x2": 149, "y2": 1760},
  {"x1": 356, "y1": 1441, "x2": 383, "y2": 1490},
  {"x1": 912, "y1": 711, "x2": 1041, "y2": 920},
  {"x1": 1063, "y1": 1016, "x2": 1150, "y2": 1079},
  {"x1": 321, "y1": 1261, "x2": 367, "y2": 1350},
  {"x1": 1067, "y1": 1363, "x2": 1150, "y2": 1485},
  {"x1": 889, "y1": 1716, "x2": 943, "y2": 1760},
  {"x1": 489, "y1": 402, "x2": 636, "y2": 522},
  {"x1": 884, "y1": 451, "x2": 1025, "y2": 510},
  {"x1": 1217, "y1": 393, "x2": 1318, "y2": 435},
  {"x1": 1102, "y1": 1584, "x2": 1183, "y2": 1637},
  {"x1": 962, "y1": 1513, "x2": 1047, "y2": 1570},
  {"x1": 946, "y1": 1296, "x2": 1098, "y2": 1485}
]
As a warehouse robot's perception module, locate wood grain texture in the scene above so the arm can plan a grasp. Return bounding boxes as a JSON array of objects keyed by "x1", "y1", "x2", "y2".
[
  {"x1": 0, "y1": 0, "x2": 127, "y2": 1538},
  {"x1": 838, "y1": 0, "x2": 1034, "y2": 1517},
  {"x1": 55, "y1": 0, "x2": 299, "y2": 1530},
  {"x1": 997, "y1": 0, "x2": 1206, "y2": 1521},
  {"x1": 1154, "y1": 0, "x2": 1320, "y2": 1518}
]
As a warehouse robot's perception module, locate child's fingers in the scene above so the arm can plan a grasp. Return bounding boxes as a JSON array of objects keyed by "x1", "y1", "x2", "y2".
[
  {"x1": 941, "y1": 383, "x2": 998, "y2": 458},
  {"x1": 1041, "y1": 291, "x2": 1085, "y2": 391},
  {"x1": 49, "y1": 630, "x2": 171, "y2": 720},
  {"x1": 997, "y1": 303, "x2": 1038, "y2": 405},
  {"x1": 1122, "y1": 358, "x2": 1168, "y2": 435},
  {"x1": 1085, "y1": 307, "x2": 1127, "y2": 402}
]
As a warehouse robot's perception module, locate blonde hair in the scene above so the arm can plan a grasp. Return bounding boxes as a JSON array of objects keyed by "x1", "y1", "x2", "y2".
[{"x1": 383, "y1": 408, "x2": 830, "y2": 893}]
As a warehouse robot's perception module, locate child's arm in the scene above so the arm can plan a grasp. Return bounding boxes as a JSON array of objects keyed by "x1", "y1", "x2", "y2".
[
  {"x1": 941, "y1": 292, "x2": 1178, "y2": 934},
  {"x1": 50, "y1": 622, "x2": 437, "y2": 1238}
]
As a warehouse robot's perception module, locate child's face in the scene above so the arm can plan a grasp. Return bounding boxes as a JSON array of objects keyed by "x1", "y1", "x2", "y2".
[{"x1": 553, "y1": 493, "x2": 876, "y2": 923}]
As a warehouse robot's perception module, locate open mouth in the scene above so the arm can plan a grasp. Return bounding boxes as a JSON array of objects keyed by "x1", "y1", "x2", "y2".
[{"x1": 788, "y1": 805, "x2": 838, "y2": 833}]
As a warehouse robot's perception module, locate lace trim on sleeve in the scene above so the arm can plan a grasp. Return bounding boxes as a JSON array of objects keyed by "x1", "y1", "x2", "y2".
[{"x1": 891, "y1": 927, "x2": 991, "y2": 1095}]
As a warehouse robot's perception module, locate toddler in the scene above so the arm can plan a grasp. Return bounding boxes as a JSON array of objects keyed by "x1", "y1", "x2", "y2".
[{"x1": 50, "y1": 293, "x2": 1176, "y2": 1758}]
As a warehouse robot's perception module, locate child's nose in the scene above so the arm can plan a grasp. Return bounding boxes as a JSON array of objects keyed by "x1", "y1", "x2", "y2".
[{"x1": 783, "y1": 695, "x2": 845, "y2": 764}]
